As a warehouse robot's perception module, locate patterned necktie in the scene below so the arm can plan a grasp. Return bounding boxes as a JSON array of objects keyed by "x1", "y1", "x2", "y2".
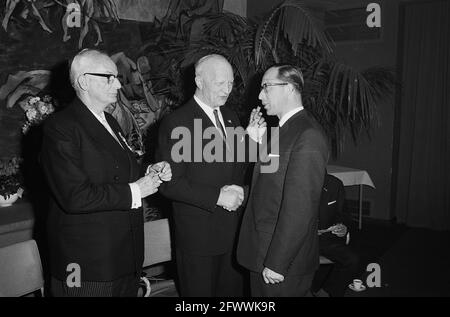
[{"x1": 213, "y1": 109, "x2": 226, "y2": 138}]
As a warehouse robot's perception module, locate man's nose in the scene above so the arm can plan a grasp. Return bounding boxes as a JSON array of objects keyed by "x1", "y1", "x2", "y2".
[
  {"x1": 113, "y1": 77, "x2": 121, "y2": 89},
  {"x1": 258, "y1": 90, "x2": 264, "y2": 100}
]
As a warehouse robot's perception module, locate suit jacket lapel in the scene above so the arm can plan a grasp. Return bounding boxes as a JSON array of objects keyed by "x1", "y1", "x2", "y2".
[
  {"x1": 191, "y1": 99, "x2": 215, "y2": 128},
  {"x1": 191, "y1": 99, "x2": 232, "y2": 152},
  {"x1": 70, "y1": 98, "x2": 126, "y2": 154},
  {"x1": 251, "y1": 110, "x2": 306, "y2": 187}
]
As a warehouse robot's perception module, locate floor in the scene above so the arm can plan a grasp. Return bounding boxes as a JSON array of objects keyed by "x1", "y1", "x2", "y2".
[{"x1": 344, "y1": 218, "x2": 450, "y2": 297}]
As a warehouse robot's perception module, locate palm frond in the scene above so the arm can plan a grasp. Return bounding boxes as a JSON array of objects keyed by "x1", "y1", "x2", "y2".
[
  {"x1": 302, "y1": 59, "x2": 395, "y2": 155},
  {"x1": 203, "y1": 12, "x2": 249, "y2": 42},
  {"x1": 255, "y1": 0, "x2": 332, "y2": 66}
]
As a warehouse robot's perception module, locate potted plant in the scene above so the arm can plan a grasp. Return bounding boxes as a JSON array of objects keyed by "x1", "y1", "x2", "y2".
[{"x1": 0, "y1": 157, "x2": 23, "y2": 207}]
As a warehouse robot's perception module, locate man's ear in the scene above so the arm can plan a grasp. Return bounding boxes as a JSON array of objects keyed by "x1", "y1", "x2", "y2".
[
  {"x1": 195, "y1": 75, "x2": 203, "y2": 90},
  {"x1": 77, "y1": 75, "x2": 89, "y2": 91}
]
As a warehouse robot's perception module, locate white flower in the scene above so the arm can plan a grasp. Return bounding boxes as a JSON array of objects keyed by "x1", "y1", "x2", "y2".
[
  {"x1": 37, "y1": 102, "x2": 49, "y2": 115},
  {"x1": 26, "y1": 108, "x2": 38, "y2": 121},
  {"x1": 28, "y1": 97, "x2": 40, "y2": 105},
  {"x1": 22, "y1": 122, "x2": 30, "y2": 134}
]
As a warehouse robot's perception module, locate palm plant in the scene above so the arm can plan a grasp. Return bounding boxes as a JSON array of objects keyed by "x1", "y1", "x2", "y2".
[
  {"x1": 140, "y1": 0, "x2": 394, "y2": 156},
  {"x1": 254, "y1": 0, "x2": 395, "y2": 155}
]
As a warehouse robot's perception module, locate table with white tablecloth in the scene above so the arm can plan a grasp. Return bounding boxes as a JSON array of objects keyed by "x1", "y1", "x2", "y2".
[{"x1": 327, "y1": 165, "x2": 375, "y2": 229}]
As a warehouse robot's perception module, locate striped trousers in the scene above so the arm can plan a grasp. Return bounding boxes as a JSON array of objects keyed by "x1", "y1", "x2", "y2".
[{"x1": 50, "y1": 275, "x2": 140, "y2": 297}]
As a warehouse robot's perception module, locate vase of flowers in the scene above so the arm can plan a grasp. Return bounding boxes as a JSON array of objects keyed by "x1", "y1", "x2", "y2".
[{"x1": 0, "y1": 157, "x2": 23, "y2": 207}]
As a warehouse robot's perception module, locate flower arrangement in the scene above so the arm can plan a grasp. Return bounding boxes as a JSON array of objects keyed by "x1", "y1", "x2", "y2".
[
  {"x1": 21, "y1": 95, "x2": 56, "y2": 133},
  {"x1": 0, "y1": 157, "x2": 23, "y2": 199}
]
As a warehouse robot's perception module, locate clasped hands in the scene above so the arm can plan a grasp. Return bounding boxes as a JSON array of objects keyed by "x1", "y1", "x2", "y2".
[
  {"x1": 136, "y1": 161, "x2": 172, "y2": 198},
  {"x1": 217, "y1": 185, "x2": 244, "y2": 212}
]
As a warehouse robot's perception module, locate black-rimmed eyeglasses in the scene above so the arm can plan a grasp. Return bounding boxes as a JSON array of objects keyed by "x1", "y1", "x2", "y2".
[
  {"x1": 84, "y1": 73, "x2": 118, "y2": 85},
  {"x1": 260, "y1": 82, "x2": 288, "y2": 93}
]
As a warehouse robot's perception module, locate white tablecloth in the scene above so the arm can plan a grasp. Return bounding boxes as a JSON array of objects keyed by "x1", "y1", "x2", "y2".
[{"x1": 327, "y1": 165, "x2": 375, "y2": 188}]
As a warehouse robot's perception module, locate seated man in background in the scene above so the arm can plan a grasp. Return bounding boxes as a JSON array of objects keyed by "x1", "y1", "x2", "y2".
[{"x1": 312, "y1": 173, "x2": 360, "y2": 297}]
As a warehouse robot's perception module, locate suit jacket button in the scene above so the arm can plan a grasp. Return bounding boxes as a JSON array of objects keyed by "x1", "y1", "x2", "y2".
[{"x1": 114, "y1": 176, "x2": 119, "y2": 181}]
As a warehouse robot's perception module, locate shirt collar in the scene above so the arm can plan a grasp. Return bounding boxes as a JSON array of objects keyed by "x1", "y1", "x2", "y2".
[
  {"x1": 194, "y1": 95, "x2": 220, "y2": 117},
  {"x1": 279, "y1": 106, "x2": 303, "y2": 127},
  {"x1": 87, "y1": 107, "x2": 107, "y2": 123}
]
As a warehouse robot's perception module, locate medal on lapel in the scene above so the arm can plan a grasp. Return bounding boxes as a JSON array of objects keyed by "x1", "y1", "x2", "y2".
[{"x1": 118, "y1": 132, "x2": 134, "y2": 152}]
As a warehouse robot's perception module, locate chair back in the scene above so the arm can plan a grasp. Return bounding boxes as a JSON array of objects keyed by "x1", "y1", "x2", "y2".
[
  {"x1": 143, "y1": 218, "x2": 172, "y2": 267},
  {"x1": 0, "y1": 240, "x2": 44, "y2": 297},
  {"x1": 141, "y1": 219, "x2": 178, "y2": 297}
]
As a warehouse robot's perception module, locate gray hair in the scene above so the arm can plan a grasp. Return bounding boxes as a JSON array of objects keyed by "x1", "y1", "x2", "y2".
[{"x1": 69, "y1": 49, "x2": 110, "y2": 88}]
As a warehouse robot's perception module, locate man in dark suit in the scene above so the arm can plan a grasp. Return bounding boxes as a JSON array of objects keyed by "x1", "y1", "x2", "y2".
[
  {"x1": 237, "y1": 64, "x2": 329, "y2": 297},
  {"x1": 41, "y1": 49, "x2": 171, "y2": 296},
  {"x1": 156, "y1": 54, "x2": 265, "y2": 296},
  {"x1": 312, "y1": 173, "x2": 360, "y2": 297}
]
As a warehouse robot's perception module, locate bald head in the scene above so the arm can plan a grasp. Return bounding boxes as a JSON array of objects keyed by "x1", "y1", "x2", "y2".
[
  {"x1": 195, "y1": 54, "x2": 231, "y2": 78},
  {"x1": 194, "y1": 54, "x2": 234, "y2": 108}
]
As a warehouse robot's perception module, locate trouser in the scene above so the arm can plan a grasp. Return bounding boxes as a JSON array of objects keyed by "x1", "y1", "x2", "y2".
[
  {"x1": 50, "y1": 274, "x2": 140, "y2": 297},
  {"x1": 312, "y1": 242, "x2": 360, "y2": 297},
  {"x1": 175, "y1": 248, "x2": 244, "y2": 297},
  {"x1": 250, "y1": 271, "x2": 314, "y2": 297}
]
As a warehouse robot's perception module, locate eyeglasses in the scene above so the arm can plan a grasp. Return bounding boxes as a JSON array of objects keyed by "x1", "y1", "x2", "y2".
[
  {"x1": 260, "y1": 82, "x2": 288, "y2": 93},
  {"x1": 84, "y1": 73, "x2": 118, "y2": 85}
]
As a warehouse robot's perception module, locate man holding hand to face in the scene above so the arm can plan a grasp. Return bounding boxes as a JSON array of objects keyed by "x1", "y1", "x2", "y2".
[
  {"x1": 237, "y1": 64, "x2": 329, "y2": 297},
  {"x1": 156, "y1": 54, "x2": 265, "y2": 296}
]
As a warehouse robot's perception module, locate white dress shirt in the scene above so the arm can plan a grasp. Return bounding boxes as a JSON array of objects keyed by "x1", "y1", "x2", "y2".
[
  {"x1": 279, "y1": 106, "x2": 304, "y2": 127},
  {"x1": 194, "y1": 95, "x2": 228, "y2": 137},
  {"x1": 194, "y1": 95, "x2": 265, "y2": 143}
]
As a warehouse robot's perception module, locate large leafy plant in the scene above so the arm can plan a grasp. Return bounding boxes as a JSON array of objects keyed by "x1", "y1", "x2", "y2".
[
  {"x1": 253, "y1": 0, "x2": 395, "y2": 155},
  {"x1": 0, "y1": 156, "x2": 22, "y2": 199},
  {"x1": 144, "y1": 0, "x2": 395, "y2": 156}
]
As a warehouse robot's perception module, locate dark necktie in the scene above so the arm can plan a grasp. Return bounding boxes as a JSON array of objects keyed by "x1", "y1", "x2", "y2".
[{"x1": 213, "y1": 109, "x2": 226, "y2": 138}]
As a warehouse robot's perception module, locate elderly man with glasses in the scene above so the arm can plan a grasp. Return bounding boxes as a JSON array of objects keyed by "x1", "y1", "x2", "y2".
[
  {"x1": 237, "y1": 64, "x2": 330, "y2": 297},
  {"x1": 41, "y1": 49, "x2": 171, "y2": 297}
]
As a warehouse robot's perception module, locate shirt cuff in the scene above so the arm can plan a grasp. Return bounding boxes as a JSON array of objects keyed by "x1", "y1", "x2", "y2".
[
  {"x1": 246, "y1": 126, "x2": 266, "y2": 144},
  {"x1": 129, "y1": 183, "x2": 142, "y2": 209}
]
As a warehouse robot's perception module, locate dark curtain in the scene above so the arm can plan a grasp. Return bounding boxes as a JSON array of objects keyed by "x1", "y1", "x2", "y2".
[{"x1": 395, "y1": 0, "x2": 450, "y2": 230}]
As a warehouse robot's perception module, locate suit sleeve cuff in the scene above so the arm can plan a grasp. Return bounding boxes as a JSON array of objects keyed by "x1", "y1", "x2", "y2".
[{"x1": 129, "y1": 183, "x2": 142, "y2": 209}]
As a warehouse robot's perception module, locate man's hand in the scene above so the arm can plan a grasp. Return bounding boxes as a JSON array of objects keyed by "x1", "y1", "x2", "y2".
[
  {"x1": 217, "y1": 185, "x2": 244, "y2": 211},
  {"x1": 247, "y1": 106, "x2": 267, "y2": 143},
  {"x1": 135, "y1": 173, "x2": 161, "y2": 198},
  {"x1": 262, "y1": 267, "x2": 284, "y2": 284},
  {"x1": 146, "y1": 161, "x2": 172, "y2": 182},
  {"x1": 331, "y1": 223, "x2": 348, "y2": 237}
]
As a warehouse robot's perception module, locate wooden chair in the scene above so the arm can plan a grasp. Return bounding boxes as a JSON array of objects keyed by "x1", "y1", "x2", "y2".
[{"x1": 0, "y1": 240, "x2": 44, "y2": 297}]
